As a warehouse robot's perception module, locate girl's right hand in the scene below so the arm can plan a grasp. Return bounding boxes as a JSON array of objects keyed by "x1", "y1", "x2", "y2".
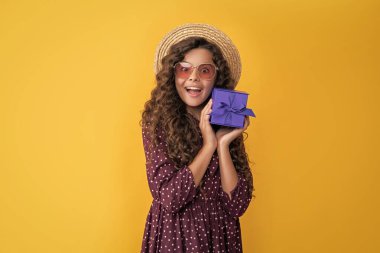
[{"x1": 200, "y1": 99, "x2": 217, "y2": 150}]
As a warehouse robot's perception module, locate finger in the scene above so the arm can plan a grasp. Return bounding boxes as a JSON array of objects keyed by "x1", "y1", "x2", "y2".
[
  {"x1": 205, "y1": 114, "x2": 210, "y2": 124},
  {"x1": 207, "y1": 98, "x2": 212, "y2": 109},
  {"x1": 201, "y1": 99, "x2": 212, "y2": 116},
  {"x1": 205, "y1": 109, "x2": 211, "y2": 122},
  {"x1": 206, "y1": 106, "x2": 212, "y2": 115},
  {"x1": 200, "y1": 110, "x2": 205, "y2": 128},
  {"x1": 204, "y1": 100, "x2": 212, "y2": 117},
  {"x1": 243, "y1": 117, "x2": 249, "y2": 129},
  {"x1": 200, "y1": 99, "x2": 213, "y2": 128},
  {"x1": 201, "y1": 107, "x2": 210, "y2": 125},
  {"x1": 206, "y1": 104, "x2": 213, "y2": 118}
]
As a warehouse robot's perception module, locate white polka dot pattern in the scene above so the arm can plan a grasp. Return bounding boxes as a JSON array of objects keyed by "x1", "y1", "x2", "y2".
[{"x1": 140, "y1": 122, "x2": 254, "y2": 253}]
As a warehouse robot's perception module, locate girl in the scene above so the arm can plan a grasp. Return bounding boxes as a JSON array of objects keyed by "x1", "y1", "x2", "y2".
[{"x1": 140, "y1": 23, "x2": 255, "y2": 253}]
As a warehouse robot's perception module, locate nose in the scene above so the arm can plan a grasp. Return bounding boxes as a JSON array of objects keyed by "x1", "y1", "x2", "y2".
[{"x1": 188, "y1": 67, "x2": 200, "y2": 81}]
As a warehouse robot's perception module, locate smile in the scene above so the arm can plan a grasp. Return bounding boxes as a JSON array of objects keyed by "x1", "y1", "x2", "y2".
[{"x1": 185, "y1": 87, "x2": 202, "y2": 97}]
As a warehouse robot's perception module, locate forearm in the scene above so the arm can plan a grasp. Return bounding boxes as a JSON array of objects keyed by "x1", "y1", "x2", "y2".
[
  {"x1": 188, "y1": 144, "x2": 215, "y2": 187},
  {"x1": 217, "y1": 142, "x2": 238, "y2": 200}
]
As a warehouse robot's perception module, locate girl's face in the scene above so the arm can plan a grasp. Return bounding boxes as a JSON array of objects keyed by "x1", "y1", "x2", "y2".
[{"x1": 175, "y1": 48, "x2": 216, "y2": 112}]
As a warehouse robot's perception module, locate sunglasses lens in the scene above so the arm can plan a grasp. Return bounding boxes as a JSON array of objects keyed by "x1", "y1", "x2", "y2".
[
  {"x1": 174, "y1": 62, "x2": 193, "y2": 78},
  {"x1": 198, "y1": 64, "x2": 216, "y2": 79}
]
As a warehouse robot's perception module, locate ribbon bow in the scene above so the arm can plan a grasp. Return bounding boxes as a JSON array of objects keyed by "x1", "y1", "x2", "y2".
[{"x1": 210, "y1": 93, "x2": 255, "y2": 126}]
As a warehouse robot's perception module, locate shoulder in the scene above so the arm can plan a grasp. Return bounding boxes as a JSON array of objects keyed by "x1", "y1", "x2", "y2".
[{"x1": 141, "y1": 121, "x2": 167, "y2": 144}]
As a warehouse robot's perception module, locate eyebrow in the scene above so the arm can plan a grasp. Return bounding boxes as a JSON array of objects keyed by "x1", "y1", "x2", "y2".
[{"x1": 182, "y1": 60, "x2": 215, "y2": 65}]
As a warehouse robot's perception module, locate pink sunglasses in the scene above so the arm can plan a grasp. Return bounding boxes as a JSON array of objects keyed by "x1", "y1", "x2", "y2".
[{"x1": 173, "y1": 61, "x2": 219, "y2": 80}]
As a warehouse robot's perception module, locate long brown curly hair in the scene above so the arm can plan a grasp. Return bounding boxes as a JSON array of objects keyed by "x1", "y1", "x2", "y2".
[{"x1": 140, "y1": 36, "x2": 255, "y2": 198}]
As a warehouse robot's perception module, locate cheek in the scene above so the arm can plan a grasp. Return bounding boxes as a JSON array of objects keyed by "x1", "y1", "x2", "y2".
[
  {"x1": 205, "y1": 81, "x2": 215, "y2": 92},
  {"x1": 175, "y1": 77, "x2": 186, "y2": 86},
  {"x1": 175, "y1": 79, "x2": 186, "y2": 93}
]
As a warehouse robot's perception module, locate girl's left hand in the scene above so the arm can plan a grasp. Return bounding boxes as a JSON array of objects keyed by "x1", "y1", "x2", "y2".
[{"x1": 216, "y1": 116, "x2": 251, "y2": 147}]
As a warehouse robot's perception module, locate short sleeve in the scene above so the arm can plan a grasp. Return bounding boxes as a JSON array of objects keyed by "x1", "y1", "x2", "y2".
[{"x1": 142, "y1": 123, "x2": 198, "y2": 214}]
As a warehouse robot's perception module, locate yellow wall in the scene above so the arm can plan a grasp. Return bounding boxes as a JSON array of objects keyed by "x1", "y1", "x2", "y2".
[{"x1": 1, "y1": 0, "x2": 379, "y2": 252}]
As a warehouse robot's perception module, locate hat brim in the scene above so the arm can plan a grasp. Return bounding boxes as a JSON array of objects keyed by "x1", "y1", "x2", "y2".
[{"x1": 153, "y1": 23, "x2": 241, "y2": 88}]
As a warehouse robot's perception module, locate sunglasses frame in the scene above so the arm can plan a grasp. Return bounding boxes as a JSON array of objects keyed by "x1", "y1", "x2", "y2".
[{"x1": 173, "y1": 61, "x2": 219, "y2": 80}]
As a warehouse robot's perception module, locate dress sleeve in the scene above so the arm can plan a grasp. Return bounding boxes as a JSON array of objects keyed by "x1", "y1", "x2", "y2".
[
  {"x1": 218, "y1": 168, "x2": 253, "y2": 219},
  {"x1": 142, "y1": 123, "x2": 198, "y2": 214}
]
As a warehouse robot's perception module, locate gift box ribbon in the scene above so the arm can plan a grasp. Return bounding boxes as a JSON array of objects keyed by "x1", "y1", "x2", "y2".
[{"x1": 211, "y1": 93, "x2": 255, "y2": 126}]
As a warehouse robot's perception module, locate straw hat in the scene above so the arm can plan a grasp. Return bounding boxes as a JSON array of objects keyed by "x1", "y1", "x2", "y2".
[{"x1": 153, "y1": 23, "x2": 242, "y2": 88}]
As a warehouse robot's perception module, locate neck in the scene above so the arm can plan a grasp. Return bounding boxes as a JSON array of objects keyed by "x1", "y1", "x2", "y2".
[
  {"x1": 186, "y1": 98, "x2": 210, "y2": 121},
  {"x1": 186, "y1": 106, "x2": 202, "y2": 121}
]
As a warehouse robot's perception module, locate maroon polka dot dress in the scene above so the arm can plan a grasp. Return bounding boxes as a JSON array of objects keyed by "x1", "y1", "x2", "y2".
[{"x1": 140, "y1": 118, "x2": 254, "y2": 253}]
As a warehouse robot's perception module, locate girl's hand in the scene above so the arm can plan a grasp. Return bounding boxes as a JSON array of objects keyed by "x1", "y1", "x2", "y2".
[
  {"x1": 216, "y1": 116, "x2": 250, "y2": 147},
  {"x1": 200, "y1": 99, "x2": 217, "y2": 150}
]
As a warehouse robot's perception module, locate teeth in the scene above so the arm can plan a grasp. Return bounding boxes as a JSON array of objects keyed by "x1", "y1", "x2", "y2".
[{"x1": 186, "y1": 87, "x2": 202, "y2": 91}]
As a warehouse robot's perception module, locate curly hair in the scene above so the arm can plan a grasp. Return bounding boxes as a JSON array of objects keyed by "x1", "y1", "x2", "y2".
[{"x1": 140, "y1": 36, "x2": 255, "y2": 198}]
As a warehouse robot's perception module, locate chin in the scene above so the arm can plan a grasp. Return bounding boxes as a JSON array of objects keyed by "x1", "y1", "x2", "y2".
[{"x1": 185, "y1": 100, "x2": 204, "y2": 108}]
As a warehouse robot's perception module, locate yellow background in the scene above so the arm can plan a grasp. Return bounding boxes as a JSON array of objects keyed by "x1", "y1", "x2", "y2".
[{"x1": 1, "y1": 0, "x2": 379, "y2": 252}]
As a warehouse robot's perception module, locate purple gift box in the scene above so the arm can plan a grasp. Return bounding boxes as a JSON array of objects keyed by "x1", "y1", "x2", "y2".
[{"x1": 210, "y1": 88, "x2": 256, "y2": 128}]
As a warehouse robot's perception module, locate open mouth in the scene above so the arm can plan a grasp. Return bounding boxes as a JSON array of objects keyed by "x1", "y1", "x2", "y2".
[{"x1": 185, "y1": 87, "x2": 202, "y2": 96}]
